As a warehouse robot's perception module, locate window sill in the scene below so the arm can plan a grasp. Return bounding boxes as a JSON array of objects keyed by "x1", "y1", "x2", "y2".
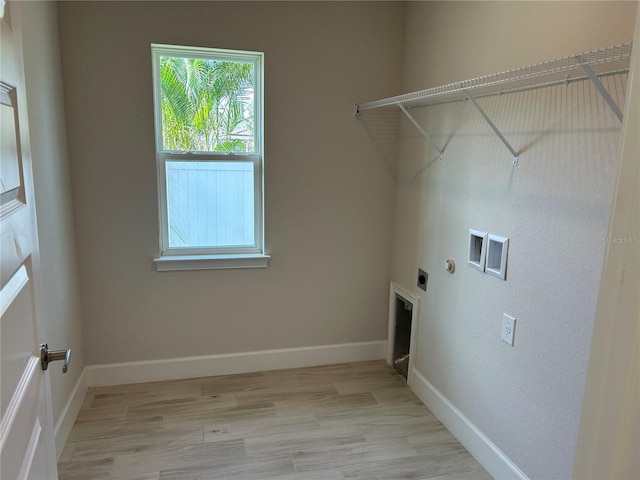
[{"x1": 153, "y1": 253, "x2": 271, "y2": 271}]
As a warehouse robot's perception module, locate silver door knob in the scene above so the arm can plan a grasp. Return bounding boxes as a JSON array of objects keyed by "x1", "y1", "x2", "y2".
[{"x1": 40, "y1": 344, "x2": 71, "y2": 373}]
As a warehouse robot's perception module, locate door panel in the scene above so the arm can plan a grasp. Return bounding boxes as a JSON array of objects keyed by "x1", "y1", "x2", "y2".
[
  {"x1": 1, "y1": 266, "x2": 34, "y2": 417},
  {"x1": 0, "y1": 79, "x2": 29, "y2": 288},
  {"x1": 0, "y1": 86, "x2": 22, "y2": 196},
  {"x1": 1, "y1": 2, "x2": 58, "y2": 478}
]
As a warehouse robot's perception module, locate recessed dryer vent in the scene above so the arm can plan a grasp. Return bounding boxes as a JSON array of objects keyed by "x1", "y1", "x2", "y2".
[
  {"x1": 388, "y1": 283, "x2": 420, "y2": 384},
  {"x1": 468, "y1": 229, "x2": 488, "y2": 272},
  {"x1": 392, "y1": 295, "x2": 412, "y2": 379}
]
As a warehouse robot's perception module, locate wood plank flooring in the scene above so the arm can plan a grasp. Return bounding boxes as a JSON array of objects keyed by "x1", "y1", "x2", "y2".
[{"x1": 58, "y1": 361, "x2": 492, "y2": 480}]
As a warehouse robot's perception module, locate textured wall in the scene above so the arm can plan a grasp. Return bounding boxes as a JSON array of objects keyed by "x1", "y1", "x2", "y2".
[
  {"x1": 394, "y1": 1, "x2": 637, "y2": 479},
  {"x1": 19, "y1": 1, "x2": 86, "y2": 432},
  {"x1": 57, "y1": 2, "x2": 404, "y2": 364}
]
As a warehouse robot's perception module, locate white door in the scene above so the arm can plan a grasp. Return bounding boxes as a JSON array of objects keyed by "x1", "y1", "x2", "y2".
[{"x1": 1, "y1": 1, "x2": 59, "y2": 479}]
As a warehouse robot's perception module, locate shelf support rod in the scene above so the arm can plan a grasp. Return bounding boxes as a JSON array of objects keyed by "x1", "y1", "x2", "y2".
[
  {"x1": 398, "y1": 104, "x2": 444, "y2": 160},
  {"x1": 463, "y1": 89, "x2": 519, "y2": 166},
  {"x1": 579, "y1": 61, "x2": 624, "y2": 123}
]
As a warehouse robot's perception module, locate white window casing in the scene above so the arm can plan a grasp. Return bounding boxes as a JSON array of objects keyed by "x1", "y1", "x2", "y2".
[{"x1": 150, "y1": 44, "x2": 268, "y2": 270}]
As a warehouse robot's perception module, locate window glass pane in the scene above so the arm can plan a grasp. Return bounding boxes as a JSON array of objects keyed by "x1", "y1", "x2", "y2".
[
  {"x1": 160, "y1": 56, "x2": 255, "y2": 153},
  {"x1": 166, "y1": 161, "x2": 255, "y2": 248}
]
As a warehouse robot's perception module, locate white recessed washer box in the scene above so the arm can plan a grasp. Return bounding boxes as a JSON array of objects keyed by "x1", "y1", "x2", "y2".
[
  {"x1": 486, "y1": 234, "x2": 509, "y2": 280},
  {"x1": 468, "y1": 229, "x2": 488, "y2": 272}
]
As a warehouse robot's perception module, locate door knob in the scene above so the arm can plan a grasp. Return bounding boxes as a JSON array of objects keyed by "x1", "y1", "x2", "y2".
[{"x1": 40, "y1": 344, "x2": 71, "y2": 373}]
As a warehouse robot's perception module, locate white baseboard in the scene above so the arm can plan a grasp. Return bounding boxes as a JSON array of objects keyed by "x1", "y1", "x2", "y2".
[
  {"x1": 410, "y1": 368, "x2": 529, "y2": 480},
  {"x1": 86, "y1": 341, "x2": 387, "y2": 387},
  {"x1": 54, "y1": 368, "x2": 88, "y2": 460}
]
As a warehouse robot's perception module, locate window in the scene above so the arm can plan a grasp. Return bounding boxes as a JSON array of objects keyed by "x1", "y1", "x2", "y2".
[{"x1": 151, "y1": 44, "x2": 268, "y2": 270}]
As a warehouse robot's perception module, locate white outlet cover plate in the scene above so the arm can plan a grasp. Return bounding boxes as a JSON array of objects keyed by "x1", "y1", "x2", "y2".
[{"x1": 502, "y1": 314, "x2": 516, "y2": 346}]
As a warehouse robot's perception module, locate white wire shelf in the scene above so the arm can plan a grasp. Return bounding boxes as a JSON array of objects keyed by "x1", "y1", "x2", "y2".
[
  {"x1": 355, "y1": 43, "x2": 632, "y2": 112},
  {"x1": 354, "y1": 42, "x2": 632, "y2": 166}
]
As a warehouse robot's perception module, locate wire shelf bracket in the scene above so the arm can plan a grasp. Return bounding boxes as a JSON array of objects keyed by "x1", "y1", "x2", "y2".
[
  {"x1": 463, "y1": 89, "x2": 519, "y2": 166},
  {"x1": 354, "y1": 43, "x2": 632, "y2": 168},
  {"x1": 578, "y1": 57, "x2": 624, "y2": 122},
  {"x1": 398, "y1": 104, "x2": 444, "y2": 160}
]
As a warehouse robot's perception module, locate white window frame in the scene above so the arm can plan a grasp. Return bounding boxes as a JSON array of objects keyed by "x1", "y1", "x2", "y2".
[{"x1": 150, "y1": 44, "x2": 269, "y2": 271}]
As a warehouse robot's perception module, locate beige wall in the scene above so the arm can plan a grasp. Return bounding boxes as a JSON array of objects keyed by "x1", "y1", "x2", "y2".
[
  {"x1": 57, "y1": 2, "x2": 404, "y2": 364},
  {"x1": 18, "y1": 0, "x2": 86, "y2": 440},
  {"x1": 402, "y1": 1, "x2": 635, "y2": 92},
  {"x1": 394, "y1": 1, "x2": 636, "y2": 479}
]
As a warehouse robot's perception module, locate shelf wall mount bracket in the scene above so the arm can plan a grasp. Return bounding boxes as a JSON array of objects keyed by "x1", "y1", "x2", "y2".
[
  {"x1": 398, "y1": 104, "x2": 444, "y2": 160},
  {"x1": 463, "y1": 89, "x2": 519, "y2": 166},
  {"x1": 577, "y1": 56, "x2": 624, "y2": 123}
]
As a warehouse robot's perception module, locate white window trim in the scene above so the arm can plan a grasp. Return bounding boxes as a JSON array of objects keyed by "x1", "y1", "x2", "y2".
[
  {"x1": 154, "y1": 253, "x2": 270, "y2": 272},
  {"x1": 150, "y1": 44, "x2": 267, "y2": 271}
]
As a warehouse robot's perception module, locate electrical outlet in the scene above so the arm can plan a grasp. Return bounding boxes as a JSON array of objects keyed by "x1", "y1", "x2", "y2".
[{"x1": 502, "y1": 314, "x2": 516, "y2": 346}]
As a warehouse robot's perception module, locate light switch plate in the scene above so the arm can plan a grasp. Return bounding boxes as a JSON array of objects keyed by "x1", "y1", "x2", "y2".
[{"x1": 502, "y1": 314, "x2": 516, "y2": 346}]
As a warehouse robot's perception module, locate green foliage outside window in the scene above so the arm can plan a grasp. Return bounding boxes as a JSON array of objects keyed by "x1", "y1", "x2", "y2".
[{"x1": 160, "y1": 56, "x2": 255, "y2": 153}]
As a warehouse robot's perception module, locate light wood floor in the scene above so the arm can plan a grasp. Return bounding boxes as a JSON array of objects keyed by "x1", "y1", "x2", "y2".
[{"x1": 58, "y1": 361, "x2": 492, "y2": 480}]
